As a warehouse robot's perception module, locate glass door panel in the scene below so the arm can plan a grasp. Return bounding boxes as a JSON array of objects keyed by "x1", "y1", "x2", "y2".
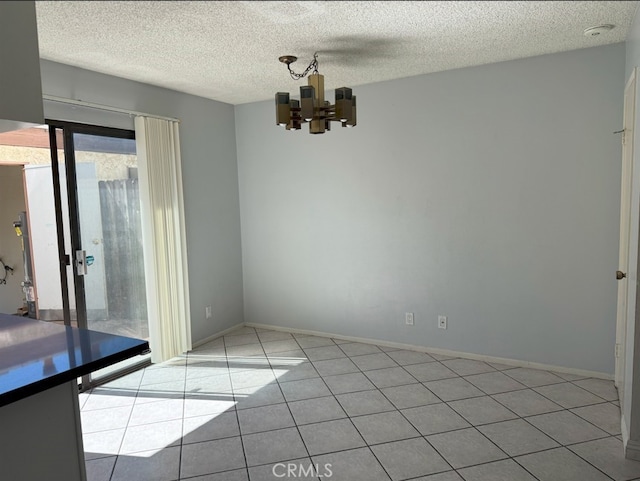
[
  {"x1": 47, "y1": 121, "x2": 150, "y2": 387},
  {"x1": 72, "y1": 132, "x2": 149, "y2": 341},
  {"x1": 73, "y1": 131, "x2": 150, "y2": 381}
]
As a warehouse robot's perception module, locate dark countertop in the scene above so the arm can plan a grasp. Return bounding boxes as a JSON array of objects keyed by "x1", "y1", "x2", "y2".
[{"x1": 0, "y1": 313, "x2": 149, "y2": 407}]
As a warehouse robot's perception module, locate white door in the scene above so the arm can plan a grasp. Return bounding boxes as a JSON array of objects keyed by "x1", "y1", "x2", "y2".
[{"x1": 616, "y1": 68, "x2": 636, "y2": 405}]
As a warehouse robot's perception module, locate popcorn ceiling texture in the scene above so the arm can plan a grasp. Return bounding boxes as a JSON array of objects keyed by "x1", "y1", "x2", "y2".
[{"x1": 35, "y1": 1, "x2": 637, "y2": 105}]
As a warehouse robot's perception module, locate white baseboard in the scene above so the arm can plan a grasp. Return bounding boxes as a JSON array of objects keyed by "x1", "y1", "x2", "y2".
[
  {"x1": 244, "y1": 322, "x2": 613, "y2": 380},
  {"x1": 192, "y1": 323, "x2": 245, "y2": 348}
]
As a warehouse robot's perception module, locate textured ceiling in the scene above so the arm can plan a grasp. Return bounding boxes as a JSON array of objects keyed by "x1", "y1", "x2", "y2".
[{"x1": 35, "y1": 1, "x2": 638, "y2": 105}]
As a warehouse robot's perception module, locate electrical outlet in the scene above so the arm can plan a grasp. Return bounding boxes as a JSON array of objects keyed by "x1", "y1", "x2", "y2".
[
  {"x1": 205, "y1": 306, "x2": 212, "y2": 319},
  {"x1": 405, "y1": 312, "x2": 414, "y2": 325},
  {"x1": 438, "y1": 315, "x2": 447, "y2": 329}
]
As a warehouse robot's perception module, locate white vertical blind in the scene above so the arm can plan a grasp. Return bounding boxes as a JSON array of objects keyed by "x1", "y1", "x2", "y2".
[{"x1": 135, "y1": 116, "x2": 191, "y2": 363}]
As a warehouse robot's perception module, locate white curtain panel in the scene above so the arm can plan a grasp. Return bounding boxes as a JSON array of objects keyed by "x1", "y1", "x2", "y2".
[{"x1": 135, "y1": 116, "x2": 192, "y2": 363}]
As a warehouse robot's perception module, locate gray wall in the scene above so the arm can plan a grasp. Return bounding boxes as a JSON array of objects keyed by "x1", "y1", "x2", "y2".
[
  {"x1": 39, "y1": 60, "x2": 244, "y2": 343},
  {"x1": 0, "y1": 166, "x2": 26, "y2": 314},
  {"x1": 0, "y1": 2, "x2": 43, "y2": 133},
  {"x1": 627, "y1": 3, "x2": 640, "y2": 81},
  {"x1": 236, "y1": 44, "x2": 625, "y2": 374}
]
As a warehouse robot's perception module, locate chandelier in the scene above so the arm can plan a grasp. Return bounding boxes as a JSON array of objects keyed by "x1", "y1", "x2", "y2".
[{"x1": 275, "y1": 53, "x2": 357, "y2": 134}]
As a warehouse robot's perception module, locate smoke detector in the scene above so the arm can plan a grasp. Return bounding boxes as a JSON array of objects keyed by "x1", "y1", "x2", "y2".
[{"x1": 584, "y1": 24, "x2": 615, "y2": 37}]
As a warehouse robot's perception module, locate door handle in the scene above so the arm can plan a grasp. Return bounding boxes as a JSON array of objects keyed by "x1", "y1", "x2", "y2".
[
  {"x1": 617, "y1": 270, "x2": 627, "y2": 280},
  {"x1": 75, "y1": 250, "x2": 87, "y2": 276}
]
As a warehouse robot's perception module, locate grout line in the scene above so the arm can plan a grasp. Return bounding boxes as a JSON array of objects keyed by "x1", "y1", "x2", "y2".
[
  {"x1": 88, "y1": 326, "x2": 627, "y2": 481},
  {"x1": 169, "y1": 431, "x2": 618, "y2": 481},
  {"x1": 511, "y1": 446, "x2": 617, "y2": 481},
  {"x1": 226, "y1": 329, "x2": 624, "y2": 480},
  {"x1": 488, "y1": 391, "x2": 616, "y2": 441},
  {"x1": 297, "y1": 337, "x2": 457, "y2": 477},
  {"x1": 298, "y1": 336, "x2": 622, "y2": 480},
  {"x1": 221, "y1": 334, "x2": 251, "y2": 481},
  {"x1": 106, "y1": 365, "x2": 148, "y2": 481},
  {"x1": 568, "y1": 401, "x2": 623, "y2": 435},
  {"x1": 274, "y1": 335, "x2": 440, "y2": 480},
  {"x1": 567, "y1": 378, "x2": 617, "y2": 401},
  {"x1": 253, "y1": 332, "x2": 321, "y2": 480},
  {"x1": 175, "y1": 353, "x2": 188, "y2": 481}
]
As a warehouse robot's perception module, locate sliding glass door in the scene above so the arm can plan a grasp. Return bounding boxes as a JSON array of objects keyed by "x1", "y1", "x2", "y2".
[{"x1": 48, "y1": 121, "x2": 150, "y2": 387}]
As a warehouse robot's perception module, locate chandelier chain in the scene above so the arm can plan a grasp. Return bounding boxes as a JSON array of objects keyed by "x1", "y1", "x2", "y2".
[{"x1": 287, "y1": 53, "x2": 319, "y2": 80}]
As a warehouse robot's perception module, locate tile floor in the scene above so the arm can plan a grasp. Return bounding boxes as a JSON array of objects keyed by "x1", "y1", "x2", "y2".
[{"x1": 79, "y1": 326, "x2": 640, "y2": 481}]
